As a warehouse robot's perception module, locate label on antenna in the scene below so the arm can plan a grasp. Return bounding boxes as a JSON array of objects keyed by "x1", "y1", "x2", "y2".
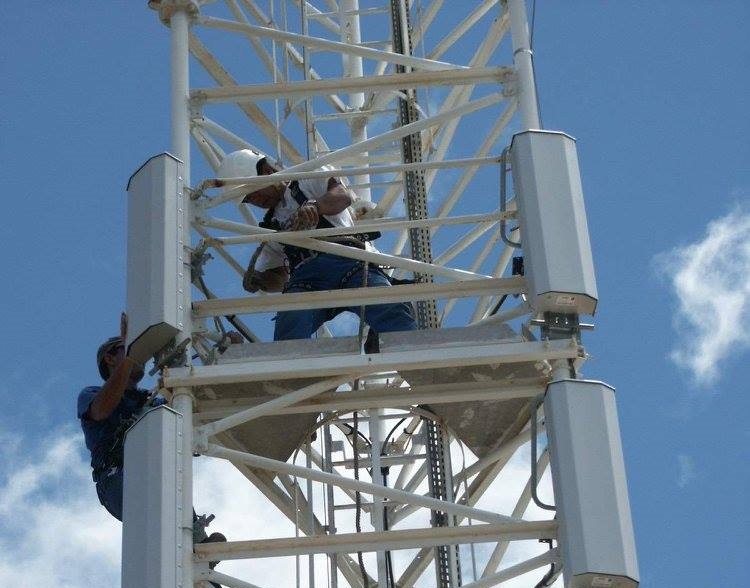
[
  {"x1": 591, "y1": 577, "x2": 614, "y2": 587},
  {"x1": 555, "y1": 294, "x2": 577, "y2": 306}
]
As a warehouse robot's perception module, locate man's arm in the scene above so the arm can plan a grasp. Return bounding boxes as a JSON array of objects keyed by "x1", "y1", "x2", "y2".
[
  {"x1": 88, "y1": 357, "x2": 138, "y2": 421},
  {"x1": 87, "y1": 313, "x2": 140, "y2": 421},
  {"x1": 317, "y1": 178, "x2": 354, "y2": 215},
  {"x1": 289, "y1": 178, "x2": 354, "y2": 230},
  {"x1": 244, "y1": 266, "x2": 289, "y2": 293}
]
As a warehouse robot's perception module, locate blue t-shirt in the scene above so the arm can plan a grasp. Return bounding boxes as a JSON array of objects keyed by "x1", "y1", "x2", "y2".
[{"x1": 77, "y1": 386, "x2": 155, "y2": 473}]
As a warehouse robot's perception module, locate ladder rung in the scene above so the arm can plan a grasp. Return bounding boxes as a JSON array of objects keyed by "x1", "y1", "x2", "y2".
[
  {"x1": 307, "y1": 7, "x2": 389, "y2": 20},
  {"x1": 333, "y1": 454, "x2": 427, "y2": 468},
  {"x1": 333, "y1": 502, "x2": 373, "y2": 511}
]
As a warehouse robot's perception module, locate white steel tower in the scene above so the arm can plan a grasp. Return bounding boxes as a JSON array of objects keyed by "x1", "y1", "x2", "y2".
[{"x1": 120, "y1": 1, "x2": 639, "y2": 587}]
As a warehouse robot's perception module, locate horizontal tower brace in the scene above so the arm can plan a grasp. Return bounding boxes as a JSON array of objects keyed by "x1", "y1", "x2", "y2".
[
  {"x1": 192, "y1": 276, "x2": 525, "y2": 316},
  {"x1": 194, "y1": 378, "x2": 546, "y2": 420},
  {"x1": 194, "y1": 521, "x2": 556, "y2": 560},
  {"x1": 213, "y1": 210, "x2": 510, "y2": 246},
  {"x1": 195, "y1": 155, "x2": 503, "y2": 196},
  {"x1": 194, "y1": 223, "x2": 491, "y2": 280},
  {"x1": 191, "y1": 66, "x2": 513, "y2": 103},
  {"x1": 197, "y1": 16, "x2": 465, "y2": 71},
  {"x1": 163, "y1": 338, "x2": 581, "y2": 385}
]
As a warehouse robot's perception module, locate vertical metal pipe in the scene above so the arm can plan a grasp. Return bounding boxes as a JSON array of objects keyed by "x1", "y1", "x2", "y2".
[
  {"x1": 507, "y1": 0, "x2": 540, "y2": 130},
  {"x1": 173, "y1": 387, "x2": 194, "y2": 588},
  {"x1": 301, "y1": 2, "x2": 315, "y2": 158},
  {"x1": 369, "y1": 408, "x2": 389, "y2": 584},
  {"x1": 323, "y1": 424, "x2": 339, "y2": 588},
  {"x1": 171, "y1": 9, "x2": 191, "y2": 180},
  {"x1": 306, "y1": 440, "x2": 316, "y2": 588},
  {"x1": 170, "y1": 7, "x2": 193, "y2": 348},
  {"x1": 340, "y1": 0, "x2": 371, "y2": 201},
  {"x1": 170, "y1": 11, "x2": 194, "y2": 588}
]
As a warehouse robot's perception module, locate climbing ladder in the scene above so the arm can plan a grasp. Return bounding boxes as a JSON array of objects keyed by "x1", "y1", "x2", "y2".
[{"x1": 121, "y1": 2, "x2": 640, "y2": 587}]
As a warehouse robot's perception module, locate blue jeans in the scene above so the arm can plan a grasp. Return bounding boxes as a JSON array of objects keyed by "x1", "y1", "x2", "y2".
[
  {"x1": 274, "y1": 253, "x2": 417, "y2": 341},
  {"x1": 96, "y1": 467, "x2": 124, "y2": 521},
  {"x1": 96, "y1": 467, "x2": 204, "y2": 537}
]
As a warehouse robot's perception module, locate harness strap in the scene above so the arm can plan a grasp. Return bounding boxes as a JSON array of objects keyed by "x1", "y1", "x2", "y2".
[{"x1": 284, "y1": 180, "x2": 382, "y2": 272}]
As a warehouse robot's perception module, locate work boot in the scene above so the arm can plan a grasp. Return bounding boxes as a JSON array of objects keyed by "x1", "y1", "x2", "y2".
[
  {"x1": 201, "y1": 531, "x2": 227, "y2": 569},
  {"x1": 200, "y1": 532, "x2": 227, "y2": 588}
]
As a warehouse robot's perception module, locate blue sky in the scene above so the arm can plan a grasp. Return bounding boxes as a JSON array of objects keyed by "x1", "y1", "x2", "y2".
[{"x1": 1, "y1": 2, "x2": 749, "y2": 587}]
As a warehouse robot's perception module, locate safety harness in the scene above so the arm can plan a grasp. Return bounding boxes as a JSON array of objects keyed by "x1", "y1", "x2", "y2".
[
  {"x1": 259, "y1": 181, "x2": 380, "y2": 272},
  {"x1": 91, "y1": 390, "x2": 149, "y2": 483}
]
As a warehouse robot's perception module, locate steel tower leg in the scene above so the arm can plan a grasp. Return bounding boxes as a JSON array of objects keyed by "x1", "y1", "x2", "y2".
[
  {"x1": 507, "y1": 0, "x2": 541, "y2": 131},
  {"x1": 339, "y1": 0, "x2": 372, "y2": 202},
  {"x1": 169, "y1": 7, "x2": 195, "y2": 587}
]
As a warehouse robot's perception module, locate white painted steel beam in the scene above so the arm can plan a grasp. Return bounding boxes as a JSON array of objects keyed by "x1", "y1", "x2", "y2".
[
  {"x1": 428, "y1": 0, "x2": 500, "y2": 61},
  {"x1": 461, "y1": 549, "x2": 559, "y2": 588},
  {"x1": 194, "y1": 378, "x2": 545, "y2": 420},
  {"x1": 214, "y1": 210, "x2": 507, "y2": 246},
  {"x1": 191, "y1": 277, "x2": 524, "y2": 316},
  {"x1": 164, "y1": 338, "x2": 580, "y2": 386},
  {"x1": 195, "y1": 155, "x2": 502, "y2": 200},
  {"x1": 440, "y1": 228, "x2": 500, "y2": 324},
  {"x1": 194, "y1": 521, "x2": 556, "y2": 560},
  {"x1": 193, "y1": 116, "x2": 254, "y2": 150},
  {"x1": 203, "y1": 91, "x2": 506, "y2": 208},
  {"x1": 217, "y1": 447, "x2": 373, "y2": 588},
  {"x1": 196, "y1": 217, "x2": 490, "y2": 280},
  {"x1": 188, "y1": 33, "x2": 305, "y2": 165},
  {"x1": 204, "y1": 444, "x2": 525, "y2": 525},
  {"x1": 191, "y1": 67, "x2": 512, "y2": 103},
  {"x1": 227, "y1": 0, "x2": 348, "y2": 114},
  {"x1": 197, "y1": 16, "x2": 466, "y2": 72},
  {"x1": 374, "y1": 8, "x2": 510, "y2": 222},
  {"x1": 453, "y1": 428, "x2": 534, "y2": 486},
  {"x1": 409, "y1": 0, "x2": 443, "y2": 48},
  {"x1": 194, "y1": 226, "x2": 245, "y2": 275},
  {"x1": 481, "y1": 450, "x2": 551, "y2": 578},
  {"x1": 196, "y1": 374, "x2": 357, "y2": 438},
  {"x1": 508, "y1": 0, "x2": 541, "y2": 130}
]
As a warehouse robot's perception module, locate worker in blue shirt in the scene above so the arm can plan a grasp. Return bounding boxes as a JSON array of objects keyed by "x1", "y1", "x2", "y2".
[{"x1": 77, "y1": 313, "x2": 225, "y2": 585}]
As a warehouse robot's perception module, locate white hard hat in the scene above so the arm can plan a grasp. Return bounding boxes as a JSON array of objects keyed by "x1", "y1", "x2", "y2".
[{"x1": 216, "y1": 149, "x2": 267, "y2": 182}]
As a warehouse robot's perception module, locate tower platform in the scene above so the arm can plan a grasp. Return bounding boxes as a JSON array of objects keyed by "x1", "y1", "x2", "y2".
[{"x1": 175, "y1": 324, "x2": 578, "y2": 464}]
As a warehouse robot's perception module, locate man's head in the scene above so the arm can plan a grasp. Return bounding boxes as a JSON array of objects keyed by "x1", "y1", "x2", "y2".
[
  {"x1": 217, "y1": 149, "x2": 284, "y2": 209},
  {"x1": 96, "y1": 337, "x2": 144, "y2": 383}
]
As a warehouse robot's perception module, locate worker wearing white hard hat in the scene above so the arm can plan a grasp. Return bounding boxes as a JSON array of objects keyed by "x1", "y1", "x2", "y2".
[{"x1": 217, "y1": 149, "x2": 417, "y2": 341}]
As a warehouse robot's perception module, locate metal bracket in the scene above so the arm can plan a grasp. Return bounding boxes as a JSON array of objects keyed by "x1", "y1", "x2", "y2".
[
  {"x1": 149, "y1": 337, "x2": 191, "y2": 376},
  {"x1": 530, "y1": 394, "x2": 556, "y2": 511},
  {"x1": 148, "y1": 0, "x2": 200, "y2": 25}
]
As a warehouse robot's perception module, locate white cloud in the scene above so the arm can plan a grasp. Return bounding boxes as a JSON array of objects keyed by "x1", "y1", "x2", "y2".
[
  {"x1": 656, "y1": 207, "x2": 750, "y2": 385},
  {"x1": 0, "y1": 426, "x2": 121, "y2": 587},
  {"x1": 676, "y1": 454, "x2": 696, "y2": 489}
]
